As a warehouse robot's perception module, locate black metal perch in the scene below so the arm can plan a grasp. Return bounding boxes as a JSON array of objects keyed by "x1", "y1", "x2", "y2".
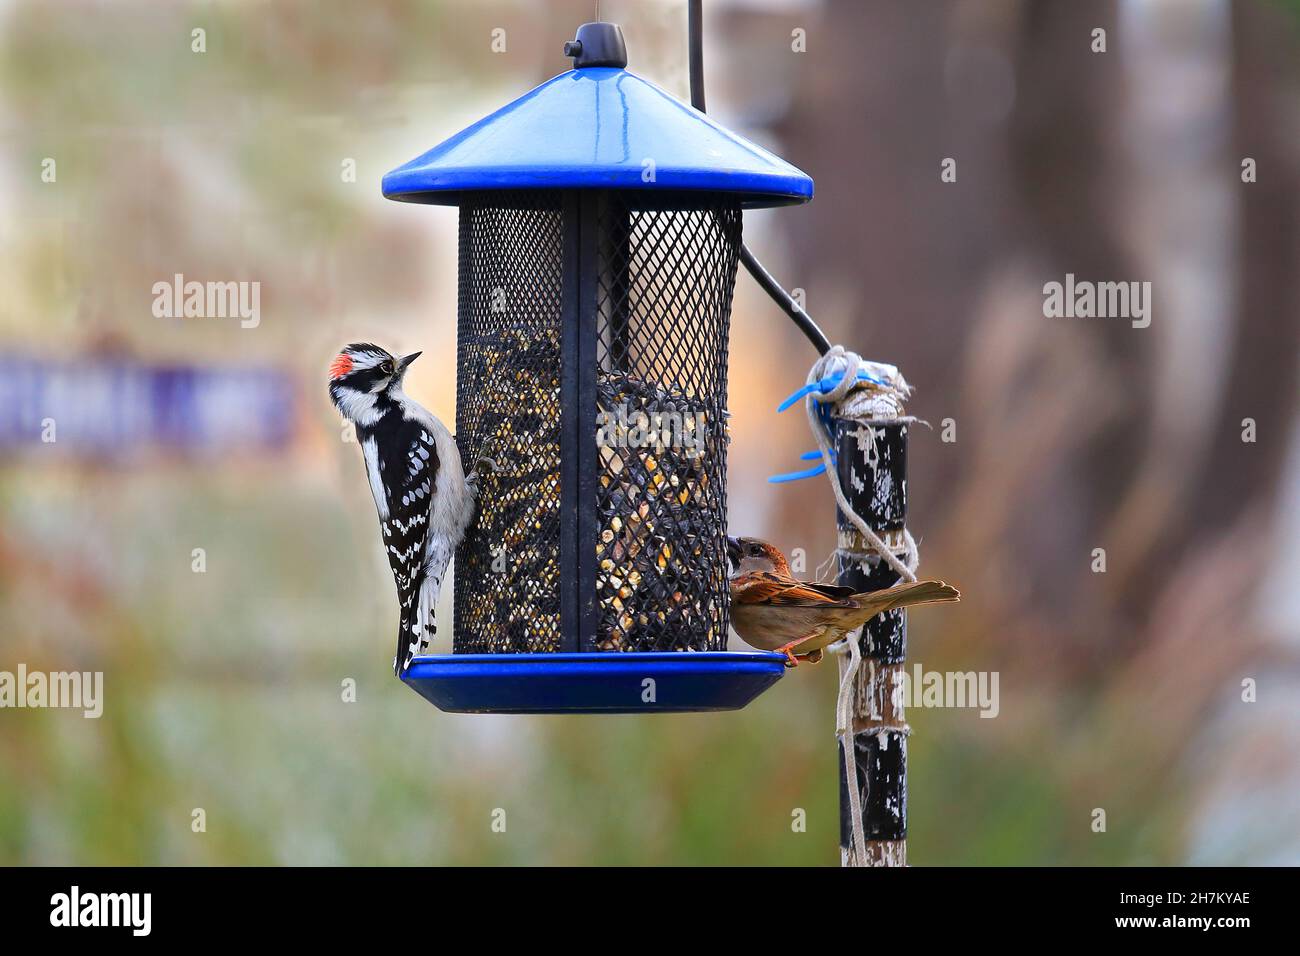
[{"x1": 835, "y1": 419, "x2": 910, "y2": 866}]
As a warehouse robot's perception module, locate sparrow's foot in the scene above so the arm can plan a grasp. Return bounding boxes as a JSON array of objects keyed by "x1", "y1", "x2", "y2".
[
  {"x1": 796, "y1": 648, "x2": 824, "y2": 665},
  {"x1": 775, "y1": 641, "x2": 803, "y2": 667}
]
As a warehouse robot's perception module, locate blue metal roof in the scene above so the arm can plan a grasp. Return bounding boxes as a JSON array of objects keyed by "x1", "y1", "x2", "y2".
[{"x1": 383, "y1": 67, "x2": 813, "y2": 208}]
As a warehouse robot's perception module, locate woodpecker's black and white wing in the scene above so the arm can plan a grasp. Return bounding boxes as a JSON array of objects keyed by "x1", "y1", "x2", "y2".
[{"x1": 360, "y1": 414, "x2": 441, "y2": 675}]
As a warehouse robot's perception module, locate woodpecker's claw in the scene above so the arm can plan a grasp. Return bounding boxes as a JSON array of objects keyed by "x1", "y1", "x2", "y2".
[{"x1": 467, "y1": 456, "x2": 501, "y2": 502}]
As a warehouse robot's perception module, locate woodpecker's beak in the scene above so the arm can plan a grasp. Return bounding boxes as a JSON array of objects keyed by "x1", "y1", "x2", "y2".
[
  {"x1": 392, "y1": 352, "x2": 422, "y2": 382},
  {"x1": 726, "y1": 536, "x2": 742, "y2": 567}
]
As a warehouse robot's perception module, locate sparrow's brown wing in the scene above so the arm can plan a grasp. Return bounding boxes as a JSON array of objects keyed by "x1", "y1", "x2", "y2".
[
  {"x1": 800, "y1": 580, "x2": 859, "y2": 601},
  {"x1": 733, "y1": 571, "x2": 859, "y2": 608}
]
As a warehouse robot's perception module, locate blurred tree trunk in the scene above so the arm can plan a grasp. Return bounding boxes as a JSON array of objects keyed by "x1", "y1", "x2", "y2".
[
  {"x1": 771, "y1": 0, "x2": 1299, "y2": 637},
  {"x1": 1216, "y1": 0, "x2": 1300, "y2": 520}
]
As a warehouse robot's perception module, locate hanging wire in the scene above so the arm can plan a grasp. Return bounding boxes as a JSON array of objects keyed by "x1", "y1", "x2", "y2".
[{"x1": 686, "y1": 0, "x2": 831, "y2": 357}]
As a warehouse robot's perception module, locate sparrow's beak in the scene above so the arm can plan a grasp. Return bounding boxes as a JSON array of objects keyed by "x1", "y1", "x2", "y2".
[
  {"x1": 397, "y1": 351, "x2": 422, "y2": 373},
  {"x1": 725, "y1": 536, "x2": 742, "y2": 567}
]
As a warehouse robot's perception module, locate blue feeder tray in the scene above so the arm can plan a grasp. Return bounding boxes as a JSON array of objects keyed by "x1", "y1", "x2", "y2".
[{"x1": 402, "y1": 652, "x2": 787, "y2": 715}]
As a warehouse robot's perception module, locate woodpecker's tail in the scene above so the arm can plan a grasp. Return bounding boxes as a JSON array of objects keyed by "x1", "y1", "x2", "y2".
[
  {"x1": 395, "y1": 610, "x2": 422, "y2": 678},
  {"x1": 852, "y1": 579, "x2": 960, "y2": 619},
  {"x1": 396, "y1": 569, "x2": 441, "y2": 678}
]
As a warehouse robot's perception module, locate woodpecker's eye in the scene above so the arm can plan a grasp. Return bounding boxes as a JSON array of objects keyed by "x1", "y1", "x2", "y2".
[{"x1": 380, "y1": 360, "x2": 394, "y2": 374}]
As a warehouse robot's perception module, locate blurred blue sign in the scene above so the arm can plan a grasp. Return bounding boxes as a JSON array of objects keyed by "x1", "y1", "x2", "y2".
[{"x1": 0, "y1": 355, "x2": 297, "y2": 458}]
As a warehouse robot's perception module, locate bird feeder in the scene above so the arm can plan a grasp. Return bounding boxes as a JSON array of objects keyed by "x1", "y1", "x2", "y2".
[{"x1": 382, "y1": 21, "x2": 812, "y2": 714}]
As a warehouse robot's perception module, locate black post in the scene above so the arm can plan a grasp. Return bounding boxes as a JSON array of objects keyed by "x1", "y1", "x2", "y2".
[
  {"x1": 561, "y1": 192, "x2": 602, "y2": 654},
  {"x1": 835, "y1": 418, "x2": 909, "y2": 866}
]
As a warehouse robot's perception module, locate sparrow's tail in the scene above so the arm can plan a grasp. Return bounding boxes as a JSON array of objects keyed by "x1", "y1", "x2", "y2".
[{"x1": 852, "y1": 579, "x2": 961, "y2": 620}]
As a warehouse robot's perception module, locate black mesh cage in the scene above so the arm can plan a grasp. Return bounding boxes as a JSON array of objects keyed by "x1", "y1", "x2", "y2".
[{"x1": 453, "y1": 190, "x2": 741, "y2": 654}]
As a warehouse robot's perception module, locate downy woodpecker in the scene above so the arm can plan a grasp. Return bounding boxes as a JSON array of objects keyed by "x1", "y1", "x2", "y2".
[{"x1": 329, "y1": 343, "x2": 478, "y2": 676}]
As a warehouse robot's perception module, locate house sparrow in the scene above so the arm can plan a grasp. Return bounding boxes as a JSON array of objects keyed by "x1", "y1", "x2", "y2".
[{"x1": 727, "y1": 536, "x2": 959, "y2": 666}]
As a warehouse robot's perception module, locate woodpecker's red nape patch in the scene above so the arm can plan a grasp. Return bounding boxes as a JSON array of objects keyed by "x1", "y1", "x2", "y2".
[{"x1": 329, "y1": 353, "x2": 355, "y2": 379}]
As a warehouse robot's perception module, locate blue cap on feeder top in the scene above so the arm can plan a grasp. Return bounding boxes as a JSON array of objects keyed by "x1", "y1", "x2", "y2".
[
  {"x1": 384, "y1": 21, "x2": 811, "y2": 714},
  {"x1": 382, "y1": 22, "x2": 813, "y2": 208}
]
